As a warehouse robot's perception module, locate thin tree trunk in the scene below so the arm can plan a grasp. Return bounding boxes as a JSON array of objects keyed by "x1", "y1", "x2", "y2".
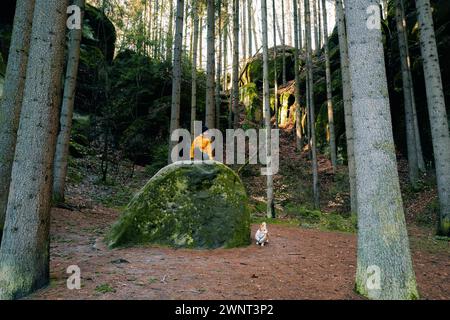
[
  {"x1": 395, "y1": 0, "x2": 419, "y2": 187},
  {"x1": 223, "y1": 12, "x2": 229, "y2": 90},
  {"x1": 261, "y1": 0, "x2": 275, "y2": 219},
  {"x1": 293, "y1": 0, "x2": 303, "y2": 150},
  {"x1": 298, "y1": 0, "x2": 303, "y2": 50},
  {"x1": 0, "y1": 0, "x2": 36, "y2": 236},
  {"x1": 321, "y1": 0, "x2": 337, "y2": 172},
  {"x1": 167, "y1": 0, "x2": 174, "y2": 62},
  {"x1": 199, "y1": 15, "x2": 203, "y2": 68},
  {"x1": 336, "y1": 0, "x2": 357, "y2": 215},
  {"x1": 312, "y1": 0, "x2": 319, "y2": 53},
  {"x1": 345, "y1": 0, "x2": 418, "y2": 300},
  {"x1": 416, "y1": 0, "x2": 450, "y2": 236},
  {"x1": 251, "y1": 8, "x2": 259, "y2": 50},
  {"x1": 305, "y1": 0, "x2": 320, "y2": 209},
  {"x1": 183, "y1": 1, "x2": 189, "y2": 51},
  {"x1": 191, "y1": 0, "x2": 199, "y2": 134},
  {"x1": 0, "y1": 0, "x2": 68, "y2": 300},
  {"x1": 287, "y1": 0, "x2": 293, "y2": 46},
  {"x1": 242, "y1": 0, "x2": 247, "y2": 60},
  {"x1": 317, "y1": 0, "x2": 322, "y2": 49},
  {"x1": 247, "y1": 0, "x2": 253, "y2": 57},
  {"x1": 53, "y1": 0, "x2": 86, "y2": 202},
  {"x1": 281, "y1": 0, "x2": 287, "y2": 84},
  {"x1": 396, "y1": 0, "x2": 425, "y2": 172},
  {"x1": 272, "y1": 0, "x2": 279, "y2": 128},
  {"x1": 216, "y1": 0, "x2": 223, "y2": 129},
  {"x1": 168, "y1": 0, "x2": 185, "y2": 163},
  {"x1": 206, "y1": 0, "x2": 216, "y2": 129},
  {"x1": 232, "y1": 0, "x2": 240, "y2": 128}
]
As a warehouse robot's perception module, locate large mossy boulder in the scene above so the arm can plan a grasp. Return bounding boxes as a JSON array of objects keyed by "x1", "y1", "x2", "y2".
[{"x1": 107, "y1": 161, "x2": 251, "y2": 249}]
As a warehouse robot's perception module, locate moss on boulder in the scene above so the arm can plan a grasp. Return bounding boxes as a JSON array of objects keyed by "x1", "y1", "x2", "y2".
[{"x1": 107, "y1": 161, "x2": 251, "y2": 249}]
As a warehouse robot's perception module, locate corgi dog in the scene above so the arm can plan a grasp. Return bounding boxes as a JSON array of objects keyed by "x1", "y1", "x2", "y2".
[{"x1": 255, "y1": 222, "x2": 269, "y2": 246}]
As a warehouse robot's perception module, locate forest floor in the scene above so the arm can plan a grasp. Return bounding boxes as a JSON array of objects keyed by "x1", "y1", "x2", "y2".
[{"x1": 28, "y1": 125, "x2": 449, "y2": 300}]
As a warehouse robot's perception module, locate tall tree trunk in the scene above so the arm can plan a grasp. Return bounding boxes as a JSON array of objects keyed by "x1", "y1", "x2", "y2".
[
  {"x1": 312, "y1": 0, "x2": 319, "y2": 53},
  {"x1": 335, "y1": 0, "x2": 357, "y2": 215},
  {"x1": 183, "y1": 1, "x2": 189, "y2": 51},
  {"x1": 396, "y1": 0, "x2": 425, "y2": 172},
  {"x1": 298, "y1": 0, "x2": 303, "y2": 50},
  {"x1": 345, "y1": 0, "x2": 418, "y2": 299},
  {"x1": 251, "y1": 7, "x2": 259, "y2": 50},
  {"x1": 223, "y1": 11, "x2": 229, "y2": 90},
  {"x1": 281, "y1": 0, "x2": 287, "y2": 84},
  {"x1": 0, "y1": 0, "x2": 68, "y2": 300},
  {"x1": 416, "y1": 0, "x2": 450, "y2": 236},
  {"x1": 247, "y1": 0, "x2": 253, "y2": 57},
  {"x1": 168, "y1": 0, "x2": 185, "y2": 163},
  {"x1": 167, "y1": 0, "x2": 174, "y2": 62},
  {"x1": 242, "y1": 0, "x2": 247, "y2": 60},
  {"x1": 272, "y1": 0, "x2": 279, "y2": 128},
  {"x1": 261, "y1": 0, "x2": 275, "y2": 219},
  {"x1": 321, "y1": 0, "x2": 337, "y2": 172},
  {"x1": 216, "y1": 0, "x2": 223, "y2": 129},
  {"x1": 191, "y1": 0, "x2": 199, "y2": 134},
  {"x1": 394, "y1": 0, "x2": 419, "y2": 187},
  {"x1": 305, "y1": 0, "x2": 320, "y2": 209},
  {"x1": 293, "y1": 0, "x2": 303, "y2": 149},
  {"x1": 287, "y1": 0, "x2": 293, "y2": 46},
  {"x1": 205, "y1": 0, "x2": 216, "y2": 129},
  {"x1": 317, "y1": 0, "x2": 322, "y2": 49},
  {"x1": 199, "y1": 15, "x2": 203, "y2": 68},
  {"x1": 0, "y1": 0, "x2": 36, "y2": 237},
  {"x1": 53, "y1": 0, "x2": 86, "y2": 202},
  {"x1": 232, "y1": 0, "x2": 240, "y2": 128}
]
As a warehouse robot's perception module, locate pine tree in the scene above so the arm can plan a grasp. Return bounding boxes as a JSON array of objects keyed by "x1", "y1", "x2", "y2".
[
  {"x1": 305, "y1": 0, "x2": 320, "y2": 209},
  {"x1": 53, "y1": 0, "x2": 86, "y2": 202},
  {"x1": 168, "y1": 0, "x2": 185, "y2": 163},
  {"x1": 261, "y1": 0, "x2": 275, "y2": 219},
  {"x1": 0, "y1": 0, "x2": 36, "y2": 238},
  {"x1": 0, "y1": 0, "x2": 69, "y2": 300},
  {"x1": 335, "y1": 0, "x2": 357, "y2": 214},
  {"x1": 345, "y1": 0, "x2": 418, "y2": 299},
  {"x1": 321, "y1": 0, "x2": 337, "y2": 172},
  {"x1": 416, "y1": 0, "x2": 450, "y2": 236}
]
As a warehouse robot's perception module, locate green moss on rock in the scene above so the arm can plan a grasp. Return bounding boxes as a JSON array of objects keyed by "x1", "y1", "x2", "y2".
[{"x1": 107, "y1": 161, "x2": 251, "y2": 249}]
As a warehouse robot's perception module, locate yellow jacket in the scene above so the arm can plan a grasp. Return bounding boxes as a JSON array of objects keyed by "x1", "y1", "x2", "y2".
[{"x1": 190, "y1": 135, "x2": 214, "y2": 160}]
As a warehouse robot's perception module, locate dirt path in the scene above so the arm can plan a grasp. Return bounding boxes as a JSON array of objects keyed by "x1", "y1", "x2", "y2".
[{"x1": 29, "y1": 206, "x2": 449, "y2": 300}]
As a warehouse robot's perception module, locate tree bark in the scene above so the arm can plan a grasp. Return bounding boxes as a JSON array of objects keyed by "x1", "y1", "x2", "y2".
[
  {"x1": 272, "y1": 0, "x2": 279, "y2": 128},
  {"x1": 0, "y1": 0, "x2": 69, "y2": 300},
  {"x1": 322, "y1": 0, "x2": 337, "y2": 172},
  {"x1": 232, "y1": 0, "x2": 240, "y2": 128},
  {"x1": 53, "y1": 0, "x2": 86, "y2": 202},
  {"x1": 293, "y1": 0, "x2": 303, "y2": 149},
  {"x1": 248, "y1": 0, "x2": 253, "y2": 57},
  {"x1": 416, "y1": 0, "x2": 450, "y2": 236},
  {"x1": 168, "y1": 0, "x2": 185, "y2": 163},
  {"x1": 167, "y1": 0, "x2": 174, "y2": 63},
  {"x1": 206, "y1": 0, "x2": 216, "y2": 129},
  {"x1": 216, "y1": 0, "x2": 223, "y2": 129},
  {"x1": 394, "y1": 0, "x2": 419, "y2": 187},
  {"x1": 345, "y1": 0, "x2": 418, "y2": 299},
  {"x1": 281, "y1": 0, "x2": 287, "y2": 84},
  {"x1": 335, "y1": 0, "x2": 357, "y2": 215},
  {"x1": 191, "y1": 0, "x2": 199, "y2": 134},
  {"x1": 261, "y1": 0, "x2": 275, "y2": 219},
  {"x1": 0, "y1": 0, "x2": 36, "y2": 237},
  {"x1": 305, "y1": 0, "x2": 320, "y2": 209}
]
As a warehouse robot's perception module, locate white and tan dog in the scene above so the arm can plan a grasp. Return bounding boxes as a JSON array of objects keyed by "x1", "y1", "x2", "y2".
[{"x1": 255, "y1": 222, "x2": 269, "y2": 246}]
